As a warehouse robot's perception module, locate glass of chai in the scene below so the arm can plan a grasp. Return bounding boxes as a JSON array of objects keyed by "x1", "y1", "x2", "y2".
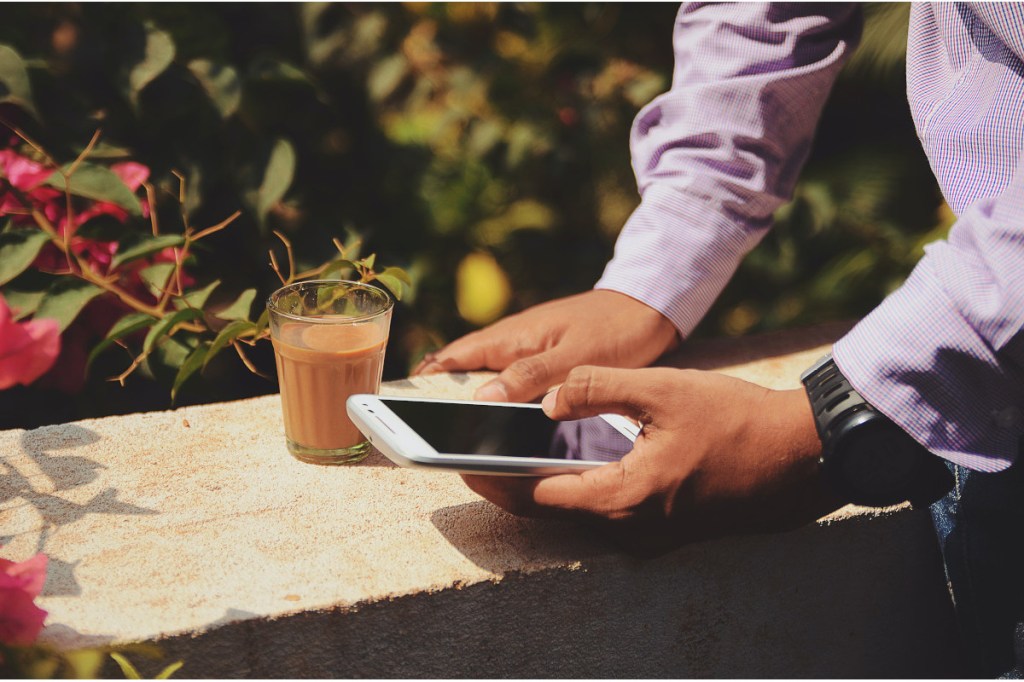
[{"x1": 267, "y1": 280, "x2": 393, "y2": 465}]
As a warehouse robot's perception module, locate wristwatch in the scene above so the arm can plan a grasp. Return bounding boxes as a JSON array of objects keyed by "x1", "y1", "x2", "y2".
[{"x1": 800, "y1": 353, "x2": 954, "y2": 508}]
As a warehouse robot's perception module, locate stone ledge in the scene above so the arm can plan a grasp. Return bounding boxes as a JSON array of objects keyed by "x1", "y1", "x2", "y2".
[{"x1": 0, "y1": 321, "x2": 964, "y2": 676}]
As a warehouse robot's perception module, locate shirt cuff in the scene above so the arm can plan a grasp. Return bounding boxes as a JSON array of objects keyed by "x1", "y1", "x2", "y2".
[
  {"x1": 595, "y1": 183, "x2": 767, "y2": 338},
  {"x1": 833, "y1": 254, "x2": 1023, "y2": 472}
]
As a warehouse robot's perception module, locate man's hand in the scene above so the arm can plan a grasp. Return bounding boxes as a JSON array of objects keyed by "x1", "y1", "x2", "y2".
[
  {"x1": 461, "y1": 366, "x2": 844, "y2": 554},
  {"x1": 412, "y1": 290, "x2": 679, "y2": 403}
]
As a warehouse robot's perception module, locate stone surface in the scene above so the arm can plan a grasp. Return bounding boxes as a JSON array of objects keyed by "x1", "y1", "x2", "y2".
[{"x1": 0, "y1": 322, "x2": 964, "y2": 677}]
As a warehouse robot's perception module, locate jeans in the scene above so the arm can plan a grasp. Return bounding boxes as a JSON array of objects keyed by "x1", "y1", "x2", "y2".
[{"x1": 931, "y1": 459, "x2": 1024, "y2": 678}]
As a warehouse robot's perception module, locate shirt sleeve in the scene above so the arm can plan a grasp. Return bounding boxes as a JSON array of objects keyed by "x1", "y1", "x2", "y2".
[
  {"x1": 833, "y1": 156, "x2": 1024, "y2": 473},
  {"x1": 595, "y1": 2, "x2": 862, "y2": 337}
]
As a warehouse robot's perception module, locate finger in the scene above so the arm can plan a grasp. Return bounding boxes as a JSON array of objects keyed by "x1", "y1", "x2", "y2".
[
  {"x1": 463, "y1": 456, "x2": 638, "y2": 520},
  {"x1": 411, "y1": 352, "x2": 441, "y2": 375},
  {"x1": 475, "y1": 346, "x2": 576, "y2": 403},
  {"x1": 460, "y1": 474, "x2": 553, "y2": 518},
  {"x1": 413, "y1": 326, "x2": 533, "y2": 377},
  {"x1": 542, "y1": 366, "x2": 660, "y2": 423}
]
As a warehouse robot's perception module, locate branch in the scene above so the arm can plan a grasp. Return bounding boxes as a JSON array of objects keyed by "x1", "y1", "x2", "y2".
[
  {"x1": 192, "y1": 210, "x2": 241, "y2": 241},
  {"x1": 231, "y1": 340, "x2": 269, "y2": 379},
  {"x1": 0, "y1": 116, "x2": 59, "y2": 169},
  {"x1": 272, "y1": 230, "x2": 296, "y2": 284},
  {"x1": 268, "y1": 249, "x2": 287, "y2": 285},
  {"x1": 65, "y1": 128, "x2": 103, "y2": 178},
  {"x1": 143, "y1": 181, "x2": 160, "y2": 236}
]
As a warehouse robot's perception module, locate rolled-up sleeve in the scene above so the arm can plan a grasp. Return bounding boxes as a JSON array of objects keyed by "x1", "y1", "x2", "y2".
[
  {"x1": 597, "y1": 2, "x2": 862, "y2": 336},
  {"x1": 834, "y1": 161, "x2": 1024, "y2": 472}
]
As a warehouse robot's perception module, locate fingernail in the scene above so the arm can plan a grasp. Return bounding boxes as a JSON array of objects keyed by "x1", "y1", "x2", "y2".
[
  {"x1": 414, "y1": 362, "x2": 437, "y2": 376},
  {"x1": 475, "y1": 381, "x2": 508, "y2": 402},
  {"x1": 417, "y1": 359, "x2": 447, "y2": 376},
  {"x1": 541, "y1": 387, "x2": 559, "y2": 414}
]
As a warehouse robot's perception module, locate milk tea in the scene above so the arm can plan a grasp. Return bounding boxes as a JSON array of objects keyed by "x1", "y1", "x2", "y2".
[{"x1": 272, "y1": 321, "x2": 386, "y2": 452}]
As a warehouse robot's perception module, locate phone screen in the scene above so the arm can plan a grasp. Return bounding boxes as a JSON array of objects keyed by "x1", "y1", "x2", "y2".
[{"x1": 379, "y1": 398, "x2": 633, "y2": 462}]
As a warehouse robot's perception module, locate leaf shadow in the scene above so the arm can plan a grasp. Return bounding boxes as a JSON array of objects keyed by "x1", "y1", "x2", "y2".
[{"x1": 1, "y1": 424, "x2": 158, "y2": 598}]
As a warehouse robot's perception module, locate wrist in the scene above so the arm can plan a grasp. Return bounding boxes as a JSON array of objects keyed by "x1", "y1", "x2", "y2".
[
  {"x1": 771, "y1": 387, "x2": 824, "y2": 467},
  {"x1": 595, "y1": 289, "x2": 681, "y2": 354},
  {"x1": 755, "y1": 387, "x2": 845, "y2": 519}
]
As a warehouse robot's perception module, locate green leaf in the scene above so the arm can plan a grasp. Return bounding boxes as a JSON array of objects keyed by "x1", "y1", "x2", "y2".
[
  {"x1": 257, "y1": 139, "x2": 296, "y2": 223},
  {"x1": 214, "y1": 288, "x2": 256, "y2": 321},
  {"x1": 144, "y1": 307, "x2": 204, "y2": 354},
  {"x1": 377, "y1": 266, "x2": 411, "y2": 285},
  {"x1": 176, "y1": 279, "x2": 220, "y2": 311},
  {"x1": 253, "y1": 308, "x2": 270, "y2": 335},
  {"x1": 110, "y1": 234, "x2": 185, "y2": 270},
  {"x1": 251, "y1": 58, "x2": 315, "y2": 86},
  {"x1": 45, "y1": 163, "x2": 143, "y2": 216},
  {"x1": 151, "y1": 334, "x2": 194, "y2": 373},
  {"x1": 0, "y1": 44, "x2": 39, "y2": 118},
  {"x1": 172, "y1": 343, "x2": 209, "y2": 402},
  {"x1": 110, "y1": 652, "x2": 142, "y2": 680},
  {"x1": 62, "y1": 649, "x2": 104, "y2": 679},
  {"x1": 127, "y1": 23, "x2": 175, "y2": 106},
  {"x1": 156, "y1": 660, "x2": 185, "y2": 679},
  {"x1": 372, "y1": 275, "x2": 402, "y2": 301},
  {"x1": 188, "y1": 59, "x2": 242, "y2": 118},
  {"x1": 2, "y1": 287, "x2": 46, "y2": 320},
  {"x1": 140, "y1": 262, "x2": 176, "y2": 294},
  {"x1": 373, "y1": 267, "x2": 411, "y2": 301},
  {"x1": 322, "y1": 258, "x2": 357, "y2": 280},
  {"x1": 35, "y1": 279, "x2": 104, "y2": 332},
  {"x1": 86, "y1": 312, "x2": 156, "y2": 371},
  {"x1": 0, "y1": 229, "x2": 49, "y2": 286},
  {"x1": 204, "y1": 319, "x2": 256, "y2": 370}
]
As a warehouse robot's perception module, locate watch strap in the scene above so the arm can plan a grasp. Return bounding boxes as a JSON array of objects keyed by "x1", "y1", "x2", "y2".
[{"x1": 801, "y1": 353, "x2": 954, "y2": 507}]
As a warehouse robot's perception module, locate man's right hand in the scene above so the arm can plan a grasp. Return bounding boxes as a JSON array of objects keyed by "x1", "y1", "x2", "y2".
[{"x1": 411, "y1": 290, "x2": 680, "y2": 403}]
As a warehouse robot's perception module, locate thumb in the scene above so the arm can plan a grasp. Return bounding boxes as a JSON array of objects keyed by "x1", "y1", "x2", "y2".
[
  {"x1": 474, "y1": 348, "x2": 573, "y2": 403},
  {"x1": 542, "y1": 366, "x2": 659, "y2": 424}
]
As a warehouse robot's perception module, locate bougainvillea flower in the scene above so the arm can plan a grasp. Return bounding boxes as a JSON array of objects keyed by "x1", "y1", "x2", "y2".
[
  {"x1": 0, "y1": 551, "x2": 48, "y2": 646},
  {"x1": 0, "y1": 294, "x2": 61, "y2": 391},
  {"x1": 0, "y1": 149, "x2": 62, "y2": 218},
  {"x1": 0, "y1": 149, "x2": 52, "y2": 190},
  {"x1": 111, "y1": 161, "x2": 149, "y2": 191}
]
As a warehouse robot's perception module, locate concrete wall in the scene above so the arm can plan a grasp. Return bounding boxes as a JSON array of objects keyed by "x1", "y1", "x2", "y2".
[
  {"x1": 135, "y1": 510, "x2": 963, "y2": 678},
  {"x1": 0, "y1": 323, "x2": 965, "y2": 677}
]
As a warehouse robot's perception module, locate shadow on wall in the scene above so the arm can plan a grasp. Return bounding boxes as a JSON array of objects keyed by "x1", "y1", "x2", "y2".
[
  {"x1": 429, "y1": 500, "x2": 611, "y2": 574},
  {"x1": 0, "y1": 424, "x2": 157, "y2": 597}
]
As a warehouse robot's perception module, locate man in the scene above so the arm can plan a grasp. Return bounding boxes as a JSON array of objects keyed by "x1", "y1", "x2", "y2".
[{"x1": 415, "y1": 4, "x2": 1024, "y2": 675}]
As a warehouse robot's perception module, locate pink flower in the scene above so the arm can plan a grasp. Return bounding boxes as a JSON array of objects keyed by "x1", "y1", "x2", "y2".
[
  {"x1": 0, "y1": 150, "x2": 61, "y2": 218},
  {"x1": 0, "y1": 294, "x2": 61, "y2": 390},
  {"x1": 0, "y1": 149, "x2": 52, "y2": 190},
  {"x1": 111, "y1": 161, "x2": 149, "y2": 191},
  {"x1": 0, "y1": 551, "x2": 48, "y2": 646}
]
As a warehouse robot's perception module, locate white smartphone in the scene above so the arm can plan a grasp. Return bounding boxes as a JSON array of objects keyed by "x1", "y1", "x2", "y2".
[{"x1": 346, "y1": 394, "x2": 640, "y2": 475}]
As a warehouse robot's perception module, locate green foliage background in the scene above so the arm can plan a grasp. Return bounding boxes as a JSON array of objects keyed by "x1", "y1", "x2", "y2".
[{"x1": 0, "y1": 3, "x2": 946, "y2": 427}]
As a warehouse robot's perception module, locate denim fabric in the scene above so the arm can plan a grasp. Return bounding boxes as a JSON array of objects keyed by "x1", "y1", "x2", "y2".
[{"x1": 931, "y1": 459, "x2": 1024, "y2": 677}]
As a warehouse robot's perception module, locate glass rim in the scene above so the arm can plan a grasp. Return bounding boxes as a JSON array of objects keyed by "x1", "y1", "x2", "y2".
[{"x1": 266, "y1": 279, "x2": 394, "y2": 324}]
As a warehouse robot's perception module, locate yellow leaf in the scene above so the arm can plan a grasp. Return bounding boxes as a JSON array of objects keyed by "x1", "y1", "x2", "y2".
[{"x1": 455, "y1": 251, "x2": 511, "y2": 326}]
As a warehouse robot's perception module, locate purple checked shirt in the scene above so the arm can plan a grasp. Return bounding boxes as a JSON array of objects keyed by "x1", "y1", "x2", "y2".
[{"x1": 595, "y1": 3, "x2": 1024, "y2": 473}]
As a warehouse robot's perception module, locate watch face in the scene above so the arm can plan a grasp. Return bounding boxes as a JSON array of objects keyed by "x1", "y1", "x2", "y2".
[{"x1": 835, "y1": 419, "x2": 920, "y2": 504}]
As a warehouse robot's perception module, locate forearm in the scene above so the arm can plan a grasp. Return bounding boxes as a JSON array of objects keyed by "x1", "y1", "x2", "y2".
[
  {"x1": 598, "y1": 2, "x2": 862, "y2": 337},
  {"x1": 834, "y1": 177, "x2": 1024, "y2": 472}
]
